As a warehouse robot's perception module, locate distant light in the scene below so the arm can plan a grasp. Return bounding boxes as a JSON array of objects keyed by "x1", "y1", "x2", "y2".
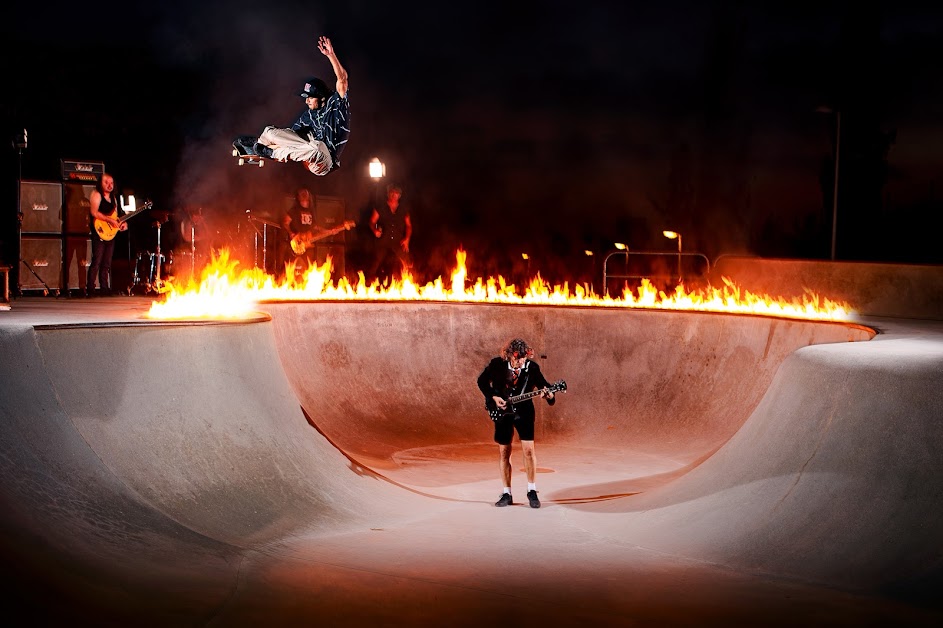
[
  {"x1": 663, "y1": 230, "x2": 678, "y2": 240},
  {"x1": 614, "y1": 242, "x2": 627, "y2": 250},
  {"x1": 368, "y1": 157, "x2": 385, "y2": 179},
  {"x1": 120, "y1": 194, "x2": 136, "y2": 214},
  {"x1": 584, "y1": 250, "x2": 593, "y2": 256},
  {"x1": 521, "y1": 253, "x2": 529, "y2": 260}
]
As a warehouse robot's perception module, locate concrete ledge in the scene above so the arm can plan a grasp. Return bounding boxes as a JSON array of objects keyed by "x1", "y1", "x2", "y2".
[{"x1": 710, "y1": 257, "x2": 943, "y2": 320}]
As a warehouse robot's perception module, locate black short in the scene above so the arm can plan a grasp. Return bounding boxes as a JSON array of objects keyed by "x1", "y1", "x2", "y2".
[{"x1": 493, "y1": 414, "x2": 534, "y2": 445}]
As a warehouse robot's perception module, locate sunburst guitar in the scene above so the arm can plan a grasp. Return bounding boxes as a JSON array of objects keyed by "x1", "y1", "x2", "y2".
[
  {"x1": 94, "y1": 200, "x2": 152, "y2": 241},
  {"x1": 290, "y1": 220, "x2": 356, "y2": 255}
]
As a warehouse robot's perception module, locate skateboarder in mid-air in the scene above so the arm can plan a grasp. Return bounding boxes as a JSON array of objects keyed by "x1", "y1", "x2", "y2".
[{"x1": 234, "y1": 35, "x2": 349, "y2": 176}]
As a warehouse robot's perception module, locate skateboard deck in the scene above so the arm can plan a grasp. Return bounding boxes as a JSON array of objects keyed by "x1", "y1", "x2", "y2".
[{"x1": 233, "y1": 135, "x2": 265, "y2": 167}]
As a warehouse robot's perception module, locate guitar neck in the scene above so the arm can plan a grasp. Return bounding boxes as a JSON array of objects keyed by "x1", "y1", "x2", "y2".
[
  {"x1": 508, "y1": 387, "x2": 551, "y2": 405},
  {"x1": 116, "y1": 202, "x2": 151, "y2": 223}
]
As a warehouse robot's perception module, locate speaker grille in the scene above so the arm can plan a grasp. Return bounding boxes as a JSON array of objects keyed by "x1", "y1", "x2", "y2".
[
  {"x1": 20, "y1": 181, "x2": 63, "y2": 234},
  {"x1": 315, "y1": 195, "x2": 347, "y2": 244},
  {"x1": 64, "y1": 183, "x2": 95, "y2": 235},
  {"x1": 19, "y1": 237, "x2": 62, "y2": 291}
]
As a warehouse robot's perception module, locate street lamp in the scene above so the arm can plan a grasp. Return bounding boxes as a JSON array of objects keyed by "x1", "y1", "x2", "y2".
[
  {"x1": 368, "y1": 157, "x2": 385, "y2": 180},
  {"x1": 368, "y1": 157, "x2": 385, "y2": 207},
  {"x1": 816, "y1": 106, "x2": 840, "y2": 260},
  {"x1": 663, "y1": 230, "x2": 682, "y2": 281},
  {"x1": 614, "y1": 242, "x2": 627, "y2": 250}
]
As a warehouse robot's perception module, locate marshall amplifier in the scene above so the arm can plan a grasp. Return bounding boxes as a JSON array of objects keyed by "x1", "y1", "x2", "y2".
[
  {"x1": 64, "y1": 183, "x2": 96, "y2": 234},
  {"x1": 64, "y1": 236, "x2": 92, "y2": 291},
  {"x1": 61, "y1": 159, "x2": 105, "y2": 184},
  {"x1": 19, "y1": 181, "x2": 63, "y2": 234},
  {"x1": 315, "y1": 195, "x2": 348, "y2": 244},
  {"x1": 19, "y1": 236, "x2": 62, "y2": 292}
]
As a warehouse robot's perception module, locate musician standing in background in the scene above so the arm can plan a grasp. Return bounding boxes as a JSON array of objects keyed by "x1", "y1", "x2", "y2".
[
  {"x1": 281, "y1": 187, "x2": 319, "y2": 274},
  {"x1": 477, "y1": 337, "x2": 556, "y2": 509},
  {"x1": 368, "y1": 183, "x2": 412, "y2": 283},
  {"x1": 86, "y1": 173, "x2": 126, "y2": 297}
]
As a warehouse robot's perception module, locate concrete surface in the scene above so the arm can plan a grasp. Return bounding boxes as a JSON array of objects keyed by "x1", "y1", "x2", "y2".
[{"x1": 1, "y1": 293, "x2": 942, "y2": 626}]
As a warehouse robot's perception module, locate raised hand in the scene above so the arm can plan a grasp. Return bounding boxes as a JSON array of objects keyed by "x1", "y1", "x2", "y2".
[{"x1": 318, "y1": 36, "x2": 335, "y2": 57}]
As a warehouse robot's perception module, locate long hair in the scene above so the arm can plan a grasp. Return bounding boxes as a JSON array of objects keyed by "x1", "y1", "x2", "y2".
[{"x1": 501, "y1": 338, "x2": 534, "y2": 361}]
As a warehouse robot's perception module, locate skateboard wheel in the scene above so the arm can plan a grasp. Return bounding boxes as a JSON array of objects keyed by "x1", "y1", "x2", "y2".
[
  {"x1": 258, "y1": 160, "x2": 264, "y2": 168},
  {"x1": 232, "y1": 148, "x2": 238, "y2": 157},
  {"x1": 238, "y1": 158, "x2": 245, "y2": 166}
]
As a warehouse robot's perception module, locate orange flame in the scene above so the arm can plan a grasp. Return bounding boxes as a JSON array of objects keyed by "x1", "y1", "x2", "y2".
[{"x1": 146, "y1": 248, "x2": 853, "y2": 321}]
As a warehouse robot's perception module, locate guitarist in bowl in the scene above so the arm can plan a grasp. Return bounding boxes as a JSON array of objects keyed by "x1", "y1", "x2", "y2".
[
  {"x1": 86, "y1": 173, "x2": 126, "y2": 297},
  {"x1": 477, "y1": 338, "x2": 563, "y2": 509}
]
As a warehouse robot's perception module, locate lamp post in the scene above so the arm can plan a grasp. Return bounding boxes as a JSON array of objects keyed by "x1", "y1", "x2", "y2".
[
  {"x1": 816, "y1": 106, "x2": 840, "y2": 260},
  {"x1": 663, "y1": 230, "x2": 682, "y2": 281},
  {"x1": 368, "y1": 157, "x2": 385, "y2": 207}
]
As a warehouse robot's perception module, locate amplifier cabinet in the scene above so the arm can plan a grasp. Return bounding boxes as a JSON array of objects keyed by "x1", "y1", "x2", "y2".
[
  {"x1": 20, "y1": 181, "x2": 63, "y2": 234},
  {"x1": 19, "y1": 236, "x2": 62, "y2": 292}
]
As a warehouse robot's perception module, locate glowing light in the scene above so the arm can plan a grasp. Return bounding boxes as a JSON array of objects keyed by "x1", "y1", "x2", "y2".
[
  {"x1": 368, "y1": 158, "x2": 385, "y2": 179},
  {"x1": 120, "y1": 195, "x2": 136, "y2": 214},
  {"x1": 145, "y1": 248, "x2": 854, "y2": 323},
  {"x1": 614, "y1": 243, "x2": 627, "y2": 250}
]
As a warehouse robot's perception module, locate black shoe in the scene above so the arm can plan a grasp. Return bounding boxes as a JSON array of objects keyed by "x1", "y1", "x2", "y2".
[
  {"x1": 527, "y1": 490, "x2": 540, "y2": 509},
  {"x1": 495, "y1": 493, "x2": 513, "y2": 507},
  {"x1": 254, "y1": 143, "x2": 274, "y2": 159}
]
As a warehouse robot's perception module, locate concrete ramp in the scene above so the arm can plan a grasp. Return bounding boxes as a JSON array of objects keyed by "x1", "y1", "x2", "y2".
[
  {"x1": 563, "y1": 330, "x2": 943, "y2": 596},
  {"x1": 268, "y1": 302, "x2": 871, "y2": 498},
  {"x1": 2, "y1": 298, "x2": 941, "y2": 625},
  {"x1": 0, "y1": 317, "x2": 433, "y2": 621}
]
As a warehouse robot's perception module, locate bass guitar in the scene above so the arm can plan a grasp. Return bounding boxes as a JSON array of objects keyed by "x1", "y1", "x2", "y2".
[
  {"x1": 290, "y1": 220, "x2": 356, "y2": 255},
  {"x1": 486, "y1": 380, "x2": 567, "y2": 421},
  {"x1": 94, "y1": 200, "x2": 153, "y2": 241}
]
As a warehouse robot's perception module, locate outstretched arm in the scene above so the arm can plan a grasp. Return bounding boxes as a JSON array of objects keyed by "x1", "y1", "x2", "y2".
[{"x1": 318, "y1": 36, "x2": 348, "y2": 98}]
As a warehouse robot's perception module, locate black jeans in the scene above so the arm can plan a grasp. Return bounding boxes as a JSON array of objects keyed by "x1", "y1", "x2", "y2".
[{"x1": 87, "y1": 236, "x2": 116, "y2": 292}]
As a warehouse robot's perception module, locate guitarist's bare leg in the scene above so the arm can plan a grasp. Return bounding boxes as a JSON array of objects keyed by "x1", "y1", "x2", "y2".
[
  {"x1": 522, "y1": 439, "x2": 540, "y2": 508},
  {"x1": 495, "y1": 443, "x2": 514, "y2": 506},
  {"x1": 522, "y1": 440, "x2": 537, "y2": 484}
]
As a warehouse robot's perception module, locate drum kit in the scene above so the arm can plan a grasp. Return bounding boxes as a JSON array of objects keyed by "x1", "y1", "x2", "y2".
[{"x1": 127, "y1": 206, "x2": 283, "y2": 295}]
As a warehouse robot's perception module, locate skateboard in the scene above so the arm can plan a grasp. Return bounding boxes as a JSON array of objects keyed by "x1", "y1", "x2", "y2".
[{"x1": 233, "y1": 135, "x2": 265, "y2": 167}]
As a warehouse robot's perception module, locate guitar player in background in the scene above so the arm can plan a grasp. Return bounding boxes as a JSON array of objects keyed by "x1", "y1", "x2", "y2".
[
  {"x1": 477, "y1": 337, "x2": 558, "y2": 509},
  {"x1": 280, "y1": 186, "x2": 354, "y2": 281},
  {"x1": 86, "y1": 173, "x2": 126, "y2": 297},
  {"x1": 368, "y1": 183, "x2": 412, "y2": 284},
  {"x1": 281, "y1": 186, "x2": 319, "y2": 273}
]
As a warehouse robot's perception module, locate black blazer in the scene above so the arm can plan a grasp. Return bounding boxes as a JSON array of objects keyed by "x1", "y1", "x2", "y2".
[{"x1": 477, "y1": 357, "x2": 555, "y2": 420}]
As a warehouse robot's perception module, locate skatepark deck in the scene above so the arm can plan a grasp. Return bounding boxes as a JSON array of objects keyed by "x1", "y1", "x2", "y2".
[{"x1": 1, "y1": 294, "x2": 942, "y2": 626}]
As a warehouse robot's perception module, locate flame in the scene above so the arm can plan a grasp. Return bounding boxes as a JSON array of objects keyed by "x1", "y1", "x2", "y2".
[{"x1": 146, "y1": 248, "x2": 853, "y2": 321}]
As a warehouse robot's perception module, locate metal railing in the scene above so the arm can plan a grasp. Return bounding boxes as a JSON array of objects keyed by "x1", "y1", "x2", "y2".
[{"x1": 602, "y1": 250, "x2": 711, "y2": 292}]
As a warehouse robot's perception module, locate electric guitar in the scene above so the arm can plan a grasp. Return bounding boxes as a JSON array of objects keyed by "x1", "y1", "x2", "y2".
[
  {"x1": 290, "y1": 220, "x2": 356, "y2": 255},
  {"x1": 94, "y1": 200, "x2": 153, "y2": 241},
  {"x1": 486, "y1": 380, "x2": 567, "y2": 421}
]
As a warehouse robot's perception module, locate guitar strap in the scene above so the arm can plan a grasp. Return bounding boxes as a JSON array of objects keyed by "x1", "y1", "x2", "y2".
[{"x1": 513, "y1": 363, "x2": 530, "y2": 397}]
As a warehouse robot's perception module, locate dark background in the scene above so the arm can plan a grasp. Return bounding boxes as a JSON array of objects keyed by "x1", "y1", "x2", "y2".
[{"x1": 2, "y1": 0, "x2": 941, "y2": 288}]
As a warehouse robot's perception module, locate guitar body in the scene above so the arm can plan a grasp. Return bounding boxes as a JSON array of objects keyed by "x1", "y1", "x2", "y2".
[
  {"x1": 486, "y1": 380, "x2": 567, "y2": 421},
  {"x1": 290, "y1": 220, "x2": 356, "y2": 256},
  {"x1": 93, "y1": 201, "x2": 153, "y2": 241},
  {"x1": 94, "y1": 218, "x2": 122, "y2": 242}
]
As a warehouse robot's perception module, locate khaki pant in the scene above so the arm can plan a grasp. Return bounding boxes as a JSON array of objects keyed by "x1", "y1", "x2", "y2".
[{"x1": 257, "y1": 126, "x2": 333, "y2": 175}]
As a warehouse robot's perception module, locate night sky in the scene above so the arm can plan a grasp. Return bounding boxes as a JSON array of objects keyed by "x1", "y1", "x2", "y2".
[{"x1": 3, "y1": 1, "x2": 942, "y2": 285}]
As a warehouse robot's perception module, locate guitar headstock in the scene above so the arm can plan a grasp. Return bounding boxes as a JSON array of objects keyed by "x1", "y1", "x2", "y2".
[{"x1": 552, "y1": 380, "x2": 567, "y2": 394}]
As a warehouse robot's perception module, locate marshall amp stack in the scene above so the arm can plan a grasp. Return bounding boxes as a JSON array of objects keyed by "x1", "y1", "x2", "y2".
[{"x1": 17, "y1": 160, "x2": 105, "y2": 295}]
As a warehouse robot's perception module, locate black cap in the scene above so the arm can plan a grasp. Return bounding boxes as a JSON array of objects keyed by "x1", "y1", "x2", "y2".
[{"x1": 300, "y1": 77, "x2": 330, "y2": 99}]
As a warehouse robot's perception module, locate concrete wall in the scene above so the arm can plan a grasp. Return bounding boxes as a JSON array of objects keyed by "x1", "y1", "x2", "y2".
[{"x1": 710, "y1": 257, "x2": 943, "y2": 320}]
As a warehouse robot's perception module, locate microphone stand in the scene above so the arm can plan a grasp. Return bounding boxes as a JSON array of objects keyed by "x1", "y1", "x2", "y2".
[{"x1": 14, "y1": 130, "x2": 56, "y2": 297}]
